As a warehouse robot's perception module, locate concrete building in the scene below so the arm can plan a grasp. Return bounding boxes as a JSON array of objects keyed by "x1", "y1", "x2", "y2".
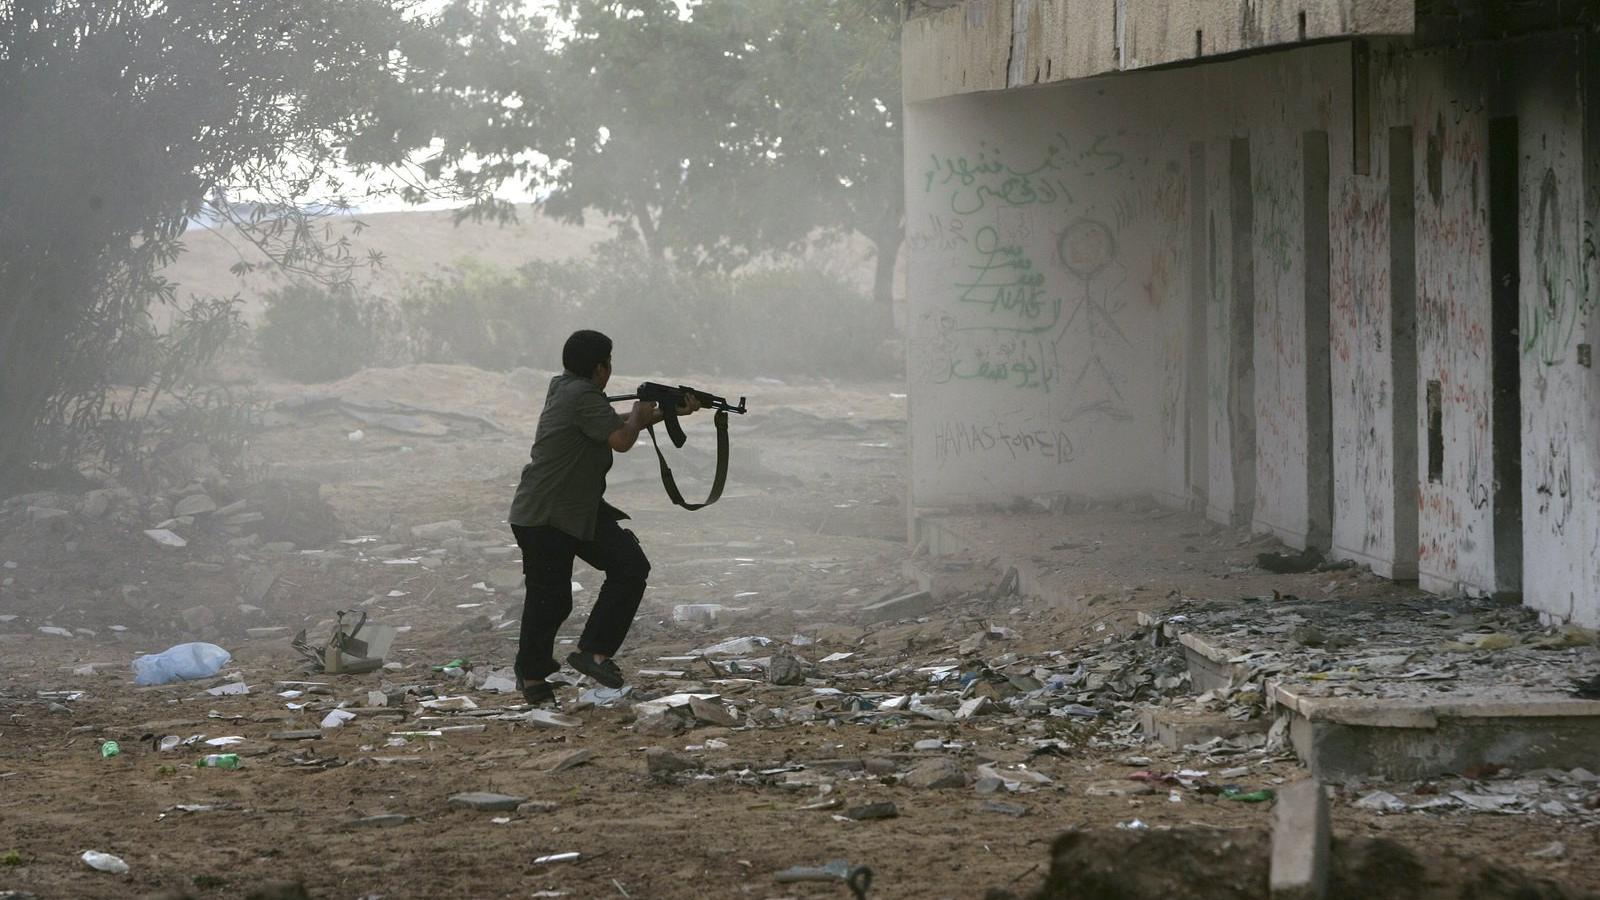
[{"x1": 901, "y1": 1, "x2": 1600, "y2": 625}]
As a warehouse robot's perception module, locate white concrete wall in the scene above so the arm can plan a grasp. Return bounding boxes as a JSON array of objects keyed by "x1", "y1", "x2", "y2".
[
  {"x1": 1516, "y1": 34, "x2": 1600, "y2": 626},
  {"x1": 1202, "y1": 128, "x2": 1241, "y2": 525},
  {"x1": 1329, "y1": 44, "x2": 1415, "y2": 578},
  {"x1": 904, "y1": 75, "x2": 1191, "y2": 505},
  {"x1": 1404, "y1": 49, "x2": 1498, "y2": 595},
  {"x1": 1242, "y1": 49, "x2": 1347, "y2": 546},
  {"x1": 905, "y1": 47, "x2": 1351, "y2": 514},
  {"x1": 904, "y1": 32, "x2": 1600, "y2": 625}
]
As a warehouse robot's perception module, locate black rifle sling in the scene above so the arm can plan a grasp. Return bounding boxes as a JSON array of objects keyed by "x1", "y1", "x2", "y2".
[{"x1": 645, "y1": 409, "x2": 729, "y2": 510}]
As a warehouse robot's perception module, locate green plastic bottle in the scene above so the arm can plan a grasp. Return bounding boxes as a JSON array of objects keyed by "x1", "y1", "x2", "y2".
[{"x1": 197, "y1": 753, "x2": 240, "y2": 770}]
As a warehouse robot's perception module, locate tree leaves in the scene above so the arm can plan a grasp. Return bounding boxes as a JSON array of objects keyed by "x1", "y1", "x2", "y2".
[
  {"x1": 0, "y1": 0, "x2": 437, "y2": 487},
  {"x1": 415, "y1": 0, "x2": 903, "y2": 295}
]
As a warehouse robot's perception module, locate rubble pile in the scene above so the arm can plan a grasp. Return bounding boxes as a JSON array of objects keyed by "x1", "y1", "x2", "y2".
[{"x1": 1152, "y1": 592, "x2": 1600, "y2": 705}]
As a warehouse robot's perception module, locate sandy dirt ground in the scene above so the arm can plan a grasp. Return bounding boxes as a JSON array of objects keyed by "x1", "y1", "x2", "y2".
[{"x1": 1, "y1": 364, "x2": 1596, "y2": 900}]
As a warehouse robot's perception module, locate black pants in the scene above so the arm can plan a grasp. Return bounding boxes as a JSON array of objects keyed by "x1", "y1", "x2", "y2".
[{"x1": 512, "y1": 515, "x2": 650, "y2": 682}]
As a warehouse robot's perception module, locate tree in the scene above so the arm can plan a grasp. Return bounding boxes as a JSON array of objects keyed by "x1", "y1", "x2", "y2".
[
  {"x1": 740, "y1": 0, "x2": 904, "y2": 311},
  {"x1": 0, "y1": 0, "x2": 436, "y2": 490},
  {"x1": 423, "y1": 0, "x2": 904, "y2": 307}
]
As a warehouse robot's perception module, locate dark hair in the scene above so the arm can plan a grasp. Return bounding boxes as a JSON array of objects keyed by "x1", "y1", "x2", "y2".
[{"x1": 562, "y1": 329, "x2": 613, "y2": 377}]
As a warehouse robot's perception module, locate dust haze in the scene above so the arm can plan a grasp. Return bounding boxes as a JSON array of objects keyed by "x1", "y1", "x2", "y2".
[{"x1": 2, "y1": 2, "x2": 1597, "y2": 899}]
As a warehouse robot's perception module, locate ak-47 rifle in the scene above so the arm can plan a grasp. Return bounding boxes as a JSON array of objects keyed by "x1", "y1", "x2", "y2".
[{"x1": 606, "y1": 382, "x2": 748, "y2": 510}]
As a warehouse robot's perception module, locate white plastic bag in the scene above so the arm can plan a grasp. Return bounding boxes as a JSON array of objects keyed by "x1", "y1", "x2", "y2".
[
  {"x1": 131, "y1": 642, "x2": 232, "y2": 686},
  {"x1": 81, "y1": 850, "x2": 129, "y2": 874}
]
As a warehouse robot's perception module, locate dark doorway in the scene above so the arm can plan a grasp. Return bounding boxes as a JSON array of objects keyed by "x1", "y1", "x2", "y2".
[
  {"x1": 1229, "y1": 137, "x2": 1257, "y2": 527},
  {"x1": 1304, "y1": 130, "x2": 1333, "y2": 550},
  {"x1": 1389, "y1": 126, "x2": 1420, "y2": 578},
  {"x1": 1187, "y1": 142, "x2": 1209, "y2": 508},
  {"x1": 1487, "y1": 116, "x2": 1523, "y2": 594}
]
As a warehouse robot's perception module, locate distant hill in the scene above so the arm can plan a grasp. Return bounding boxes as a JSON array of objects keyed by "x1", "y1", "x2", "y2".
[
  {"x1": 158, "y1": 204, "x2": 615, "y2": 323},
  {"x1": 158, "y1": 203, "x2": 891, "y2": 326}
]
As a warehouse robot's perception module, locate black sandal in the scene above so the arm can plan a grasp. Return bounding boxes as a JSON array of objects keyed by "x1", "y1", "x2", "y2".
[
  {"x1": 516, "y1": 675, "x2": 558, "y2": 706},
  {"x1": 565, "y1": 651, "x2": 625, "y2": 689}
]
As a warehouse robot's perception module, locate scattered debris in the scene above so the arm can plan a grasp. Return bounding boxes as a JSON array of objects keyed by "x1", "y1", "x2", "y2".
[
  {"x1": 447, "y1": 792, "x2": 527, "y2": 812},
  {"x1": 291, "y1": 610, "x2": 395, "y2": 675},
  {"x1": 532, "y1": 852, "x2": 581, "y2": 865},
  {"x1": 843, "y1": 801, "x2": 898, "y2": 821},
  {"x1": 767, "y1": 651, "x2": 806, "y2": 685},
  {"x1": 536, "y1": 748, "x2": 594, "y2": 773},
  {"x1": 79, "y1": 851, "x2": 128, "y2": 874},
  {"x1": 1255, "y1": 546, "x2": 1324, "y2": 574}
]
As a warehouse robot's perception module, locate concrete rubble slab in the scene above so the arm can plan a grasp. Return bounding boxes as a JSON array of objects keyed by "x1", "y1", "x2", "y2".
[
  {"x1": 1160, "y1": 593, "x2": 1600, "y2": 780},
  {"x1": 1270, "y1": 779, "x2": 1330, "y2": 899},
  {"x1": 447, "y1": 792, "x2": 526, "y2": 812},
  {"x1": 1140, "y1": 706, "x2": 1269, "y2": 751}
]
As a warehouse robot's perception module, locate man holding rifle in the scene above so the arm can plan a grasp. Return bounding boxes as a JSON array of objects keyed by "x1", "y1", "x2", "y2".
[{"x1": 508, "y1": 329, "x2": 699, "y2": 705}]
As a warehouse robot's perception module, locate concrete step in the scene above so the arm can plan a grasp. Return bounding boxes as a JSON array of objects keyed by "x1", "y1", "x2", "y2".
[
  {"x1": 1271, "y1": 681, "x2": 1600, "y2": 781},
  {"x1": 1159, "y1": 615, "x2": 1600, "y2": 781},
  {"x1": 1140, "y1": 706, "x2": 1270, "y2": 750}
]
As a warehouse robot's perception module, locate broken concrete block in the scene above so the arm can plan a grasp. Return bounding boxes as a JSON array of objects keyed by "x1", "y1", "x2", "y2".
[
  {"x1": 957, "y1": 697, "x2": 997, "y2": 719},
  {"x1": 411, "y1": 519, "x2": 465, "y2": 541},
  {"x1": 242, "y1": 570, "x2": 278, "y2": 604},
  {"x1": 448, "y1": 792, "x2": 526, "y2": 812},
  {"x1": 242, "y1": 477, "x2": 338, "y2": 545},
  {"x1": 1139, "y1": 706, "x2": 1269, "y2": 750},
  {"x1": 80, "y1": 490, "x2": 114, "y2": 520},
  {"x1": 688, "y1": 697, "x2": 738, "y2": 727},
  {"x1": 214, "y1": 498, "x2": 251, "y2": 518},
  {"x1": 535, "y1": 748, "x2": 594, "y2": 773},
  {"x1": 1084, "y1": 780, "x2": 1154, "y2": 797},
  {"x1": 843, "y1": 801, "x2": 898, "y2": 821},
  {"x1": 26, "y1": 505, "x2": 69, "y2": 523},
  {"x1": 645, "y1": 747, "x2": 700, "y2": 776},
  {"x1": 1270, "y1": 779, "x2": 1330, "y2": 900},
  {"x1": 634, "y1": 710, "x2": 690, "y2": 736},
  {"x1": 903, "y1": 757, "x2": 967, "y2": 789},
  {"x1": 502, "y1": 708, "x2": 582, "y2": 728},
  {"x1": 349, "y1": 813, "x2": 411, "y2": 828},
  {"x1": 181, "y1": 605, "x2": 216, "y2": 633},
  {"x1": 478, "y1": 669, "x2": 517, "y2": 693},
  {"x1": 979, "y1": 799, "x2": 1029, "y2": 817},
  {"x1": 863, "y1": 756, "x2": 902, "y2": 776},
  {"x1": 858, "y1": 590, "x2": 935, "y2": 624},
  {"x1": 173, "y1": 494, "x2": 218, "y2": 517},
  {"x1": 486, "y1": 566, "x2": 524, "y2": 593},
  {"x1": 144, "y1": 528, "x2": 188, "y2": 549},
  {"x1": 767, "y1": 652, "x2": 806, "y2": 686}
]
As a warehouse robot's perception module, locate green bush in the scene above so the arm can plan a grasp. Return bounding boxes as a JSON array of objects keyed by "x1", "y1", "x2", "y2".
[
  {"x1": 256, "y1": 282, "x2": 397, "y2": 382},
  {"x1": 399, "y1": 247, "x2": 893, "y2": 379},
  {"x1": 721, "y1": 267, "x2": 893, "y2": 379},
  {"x1": 401, "y1": 259, "x2": 565, "y2": 370}
]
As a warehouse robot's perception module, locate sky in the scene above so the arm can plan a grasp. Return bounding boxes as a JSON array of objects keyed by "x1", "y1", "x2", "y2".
[{"x1": 256, "y1": 0, "x2": 695, "y2": 215}]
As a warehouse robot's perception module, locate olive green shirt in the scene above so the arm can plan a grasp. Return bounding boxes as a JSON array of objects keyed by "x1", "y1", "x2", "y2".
[{"x1": 508, "y1": 372, "x2": 624, "y2": 541}]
